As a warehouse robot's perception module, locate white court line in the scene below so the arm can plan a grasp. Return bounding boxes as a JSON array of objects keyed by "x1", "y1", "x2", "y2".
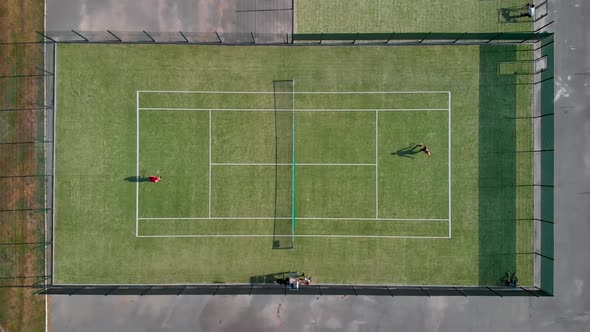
[
  {"x1": 209, "y1": 110, "x2": 212, "y2": 218},
  {"x1": 138, "y1": 90, "x2": 451, "y2": 94},
  {"x1": 375, "y1": 110, "x2": 379, "y2": 219},
  {"x1": 138, "y1": 217, "x2": 449, "y2": 221},
  {"x1": 135, "y1": 90, "x2": 453, "y2": 239},
  {"x1": 136, "y1": 91, "x2": 140, "y2": 237},
  {"x1": 292, "y1": 78, "x2": 296, "y2": 245},
  {"x1": 138, "y1": 107, "x2": 449, "y2": 112},
  {"x1": 44, "y1": 15, "x2": 48, "y2": 330},
  {"x1": 51, "y1": 43, "x2": 58, "y2": 281},
  {"x1": 448, "y1": 92, "x2": 453, "y2": 238},
  {"x1": 210, "y1": 163, "x2": 376, "y2": 166},
  {"x1": 137, "y1": 234, "x2": 449, "y2": 239}
]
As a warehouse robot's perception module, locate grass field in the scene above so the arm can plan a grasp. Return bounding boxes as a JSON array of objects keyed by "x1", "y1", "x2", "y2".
[
  {"x1": 54, "y1": 43, "x2": 534, "y2": 286},
  {"x1": 296, "y1": 0, "x2": 535, "y2": 33},
  {"x1": 0, "y1": 0, "x2": 46, "y2": 330}
]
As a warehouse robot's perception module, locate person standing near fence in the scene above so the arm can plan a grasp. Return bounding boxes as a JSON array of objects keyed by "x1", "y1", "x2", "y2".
[{"x1": 521, "y1": 3, "x2": 535, "y2": 18}]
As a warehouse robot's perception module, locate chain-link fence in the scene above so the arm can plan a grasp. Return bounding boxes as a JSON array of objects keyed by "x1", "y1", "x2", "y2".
[
  {"x1": 534, "y1": 33, "x2": 554, "y2": 295},
  {"x1": 30, "y1": 28, "x2": 554, "y2": 295},
  {"x1": 0, "y1": 40, "x2": 53, "y2": 288},
  {"x1": 39, "y1": 31, "x2": 554, "y2": 45},
  {"x1": 292, "y1": 32, "x2": 553, "y2": 45},
  {"x1": 40, "y1": 284, "x2": 550, "y2": 296}
]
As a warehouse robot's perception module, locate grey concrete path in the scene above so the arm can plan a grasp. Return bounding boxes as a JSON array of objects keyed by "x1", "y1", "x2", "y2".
[
  {"x1": 46, "y1": 0, "x2": 292, "y2": 38},
  {"x1": 48, "y1": 0, "x2": 590, "y2": 331},
  {"x1": 47, "y1": 0, "x2": 231, "y2": 32}
]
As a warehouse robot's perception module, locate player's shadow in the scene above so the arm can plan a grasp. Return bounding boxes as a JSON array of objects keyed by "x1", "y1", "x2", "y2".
[
  {"x1": 499, "y1": 7, "x2": 527, "y2": 22},
  {"x1": 124, "y1": 176, "x2": 150, "y2": 183},
  {"x1": 391, "y1": 145, "x2": 421, "y2": 159}
]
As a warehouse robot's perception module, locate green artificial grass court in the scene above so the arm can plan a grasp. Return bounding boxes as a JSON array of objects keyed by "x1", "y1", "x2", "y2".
[
  {"x1": 296, "y1": 0, "x2": 534, "y2": 33},
  {"x1": 54, "y1": 43, "x2": 533, "y2": 285}
]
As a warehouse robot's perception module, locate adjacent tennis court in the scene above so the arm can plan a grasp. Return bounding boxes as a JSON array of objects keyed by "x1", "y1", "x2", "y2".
[{"x1": 54, "y1": 44, "x2": 534, "y2": 285}]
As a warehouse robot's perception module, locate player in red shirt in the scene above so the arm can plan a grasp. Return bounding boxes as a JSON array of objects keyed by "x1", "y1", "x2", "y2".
[{"x1": 148, "y1": 176, "x2": 161, "y2": 183}]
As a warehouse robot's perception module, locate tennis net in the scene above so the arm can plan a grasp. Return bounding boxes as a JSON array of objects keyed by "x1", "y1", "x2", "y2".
[{"x1": 272, "y1": 79, "x2": 296, "y2": 249}]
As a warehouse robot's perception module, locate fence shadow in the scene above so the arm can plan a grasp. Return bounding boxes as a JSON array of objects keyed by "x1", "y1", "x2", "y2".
[
  {"x1": 249, "y1": 271, "x2": 291, "y2": 284},
  {"x1": 478, "y1": 45, "x2": 519, "y2": 285}
]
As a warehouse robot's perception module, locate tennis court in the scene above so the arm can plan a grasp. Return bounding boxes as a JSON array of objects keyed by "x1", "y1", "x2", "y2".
[
  {"x1": 53, "y1": 44, "x2": 533, "y2": 285},
  {"x1": 136, "y1": 90, "x2": 451, "y2": 242}
]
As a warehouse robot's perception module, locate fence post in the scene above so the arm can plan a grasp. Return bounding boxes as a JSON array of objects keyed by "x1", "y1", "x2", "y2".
[
  {"x1": 534, "y1": 20, "x2": 554, "y2": 33},
  {"x1": 35, "y1": 66, "x2": 54, "y2": 76},
  {"x1": 107, "y1": 30, "x2": 122, "y2": 42},
  {"x1": 71, "y1": 30, "x2": 88, "y2": 42},
  {"x1": 534, "y1": 217, "x2": 554, "y2": 224},
  {"x1": 455, "y1": 287, "x2": 467, "y2": 297},
  {"x1": 487, "y1": 33, "x2": 502, "y2": 43},
  {"x1": 419, "y1": 32, "x2": 430, "y2": 43},
  {"x1": 420, "y1": 287, "x2": 430, "y2": 297},
  {"x1": 487, "y1": 287, "x2": 502, "y2": 297},
  {"x1": 36, "y1": 31, "x2": 56, "y2": 42},
  {"x1": 179, "y1": 31, "x2": 189, "y2": 43},
  {"x1": 353, "y1": 32, "x2": 359, "y2": 44},
  {"x1": 454, "y1": 32, "x2": 467, "y2": 43},
  {"x1": 251, "y1": 32, "x2": 256, "y2": 44},
  {"x1": 143, "y1": 30, "x2": 156, "y2": 42},
  {"x1": 386, "y1": 32, "x2": 395, "y2": 44},
  {"x1": 385, "y1": 286, "x2": 394, "y2": 297}
]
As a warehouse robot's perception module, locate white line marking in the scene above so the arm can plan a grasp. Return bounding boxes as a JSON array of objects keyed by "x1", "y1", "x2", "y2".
[
  {"x1": 138, "y1": 217, "x2": 449, "y2": 221},
  {"x1": 51, "y1": 42, "x2": 57, "y2": 281},
  {"x1": 210, "y1": 163, "x2": 376, "y2": 166},
  {"x1": 47, "y1": 36, "x2": 54, "y2": 328},
  {"x1": 448, "y1": 91, "x2": 452, "y2": 238},
  {"x1": 292, "y1": 78, "x2": 296, "y2": 246},
  {"x1": 43, "y1": 14, "x2": 48, "y2": 330},
  {"x1": 209, "y1": 110, "x2": 212, "y2": 218},
  {"x1": 135, "y1": 90, "x2": 452, "y2": 239},
  {"x1": 136, "y1": 234, "x2": 450, "y2": 239},
  {"x1": 138, "y1": 90, "x2": 451, "y2": 94},
  {"x1": 136, "y1": 91, "x2": 140, "y2": 237},
  {"x1": 375, "y1": 110, "x2": 379, "y2": 219},
  {"x1": 138, "y1": 107, "x2": 449, "y2": 112}
]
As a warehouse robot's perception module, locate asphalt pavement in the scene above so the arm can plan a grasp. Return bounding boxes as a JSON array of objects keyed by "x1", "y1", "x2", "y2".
[{"x1": 47, "y1": 0, "x2": 590, "y2": 331}]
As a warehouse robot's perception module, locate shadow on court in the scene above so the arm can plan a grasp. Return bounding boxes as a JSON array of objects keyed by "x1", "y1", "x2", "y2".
[
  {"x1": 124, "y1": 176, "x2": 150, "y2": 183},
  {"x1": 478, "y1": 45, "x2": 520, "y2": 285},
  {"x1": 391, "y1": 145, "x2": 422, "y2": 159},
  {"x1": 249, "y1": 271, "x2": 291, "y2": 284}
]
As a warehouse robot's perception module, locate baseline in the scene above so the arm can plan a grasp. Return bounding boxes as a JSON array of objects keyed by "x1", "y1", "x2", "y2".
[
  {"x1": 138, "y1": 90, "x2": 451, "y2": 94},
  {"x1": 139, "y1": 108, "x2": 449, "y2": 112},
  {"x1": 136, "y1": 234, "x2": 449, "y2": 239},
  {"x1": 138, "y1": 217, "x2": 449, "y2": 221}
]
